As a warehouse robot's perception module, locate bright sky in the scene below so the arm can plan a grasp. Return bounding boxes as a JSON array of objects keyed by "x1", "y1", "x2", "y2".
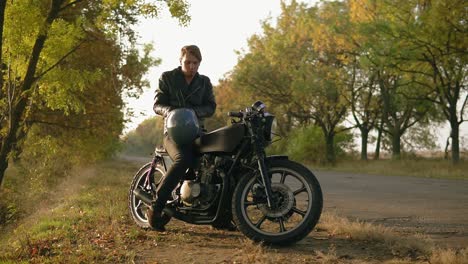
[{"x1": 124, "y1": 0, "x2": 466, "y2": 150}]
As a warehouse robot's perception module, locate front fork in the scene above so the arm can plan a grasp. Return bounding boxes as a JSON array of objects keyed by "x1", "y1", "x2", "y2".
[
  {"x1": 256, "y1": 149, "x2": 275, "y2": 209},
  {"x1": 248, "y1": 118, "x2": 275, "y2": 209},
  {"x1": 133, "y1": 156, "x2": 160, "y2": 207},
  {"x1": 146, "y1": 155, "x2": 160, "y2": 198}
]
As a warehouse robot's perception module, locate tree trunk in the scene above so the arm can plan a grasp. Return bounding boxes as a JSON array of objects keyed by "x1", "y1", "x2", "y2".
[
  {"x1": 374, "y1": 118, "x2": 384, "y2": 160},
  {"x1": 451, "y1": 121, "x2": 460, "y2": 164},
  {"x1": 0, "y1": 0, "x2": 7, "y2": 186},
  {"x1": 0, "y1": 0, "x2": 6, "y2": 66},
  {"x1": 0, "y1": 154, "x2": 7, "y2": 187},
  {"x1": 0, "y1": 0, "x2": 63, "y2": 187},
  {"x1": 445, "y1": 98, "x2": 461, "y2": 164},
  {"x1": 360, "y1": 129, "x2": 368, "y2": 160},
  {"x1": 444, "y1": 131, "x2": 451, "y2": 160},
  {"x1": 325, "y1": 132, "x2": 336, "y2": 164},
  {"x1": 391, "y1": 130, "x2": 401, "y2": 159},
  {"x1": 0, "y1": 95, "x2": 24, "y2": 187}
]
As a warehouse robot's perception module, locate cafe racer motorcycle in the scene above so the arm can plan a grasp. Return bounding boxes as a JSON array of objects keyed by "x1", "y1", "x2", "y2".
[{"x1": 128, "y1": 101, "x2": 323, "y2": 245}]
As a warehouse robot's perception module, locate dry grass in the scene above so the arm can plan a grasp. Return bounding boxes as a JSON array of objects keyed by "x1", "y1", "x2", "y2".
[
  {"x1": 318, "y1": 212, "x2": 468, "y2": 264},
  {"x1": 314, "y1": 245, "x2": 343, "y2": 264},
  {"x1": 0, "y1": 160, "x2": 140, "y2": 263},
  {"x1": 232, "y1": 239, "x2": 273, "y2": 263},
  {"x1": 230, "y1": 211, "x2": 466, "y2": 264},
  {"x1": 430, "y1": 248, "x2": 468, "y2": 264},
  {"x1": 319, "y1": 212, "x2": 434, "y2": 257}
]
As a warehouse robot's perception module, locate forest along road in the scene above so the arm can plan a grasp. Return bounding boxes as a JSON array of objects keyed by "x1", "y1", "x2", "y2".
[{"x1": 314, "y1": 170, "x2": 468, "y2": 248}]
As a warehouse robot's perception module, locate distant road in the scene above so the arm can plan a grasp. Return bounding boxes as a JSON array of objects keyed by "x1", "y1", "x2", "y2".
[
  {"x1": 314, "y1": 170, "x2": 468, "y2": 248},
  {"x1": 119, "y1": 154, "x2": 152, "y2": 164}
]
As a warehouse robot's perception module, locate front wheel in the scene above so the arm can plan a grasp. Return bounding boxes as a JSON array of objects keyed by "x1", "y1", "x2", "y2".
[
  {"x1": 128, "y1": 162, "x2": 169, "y2": 229},
  {"x1": 232, "y1": 159, "x2": 323, "y2": 245}
]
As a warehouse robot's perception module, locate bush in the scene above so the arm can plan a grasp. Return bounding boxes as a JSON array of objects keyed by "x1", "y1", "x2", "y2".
[
  {"x1": 0, "y1": 188, "x2": 20, "y2": 226},
  {"x1": 269, "y1": 125, "x2": 353, "y2": 164},
  {"x1": 121, "y1": 117, "x2": 164, "y2": 156}
]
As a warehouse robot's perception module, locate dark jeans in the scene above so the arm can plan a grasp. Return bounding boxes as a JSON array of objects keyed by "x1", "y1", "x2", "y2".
[{"x1": 153, "y1": 135, "x2": 196, "y2": 212}]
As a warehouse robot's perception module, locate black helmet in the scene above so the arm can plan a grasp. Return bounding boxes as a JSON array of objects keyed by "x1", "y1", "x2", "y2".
[
  {"x1": 252, "y1": 100, "x2": 266, "y2": 112},
  {"x1": 165, "y1": 108, "x2": 200, "y2": 145}
]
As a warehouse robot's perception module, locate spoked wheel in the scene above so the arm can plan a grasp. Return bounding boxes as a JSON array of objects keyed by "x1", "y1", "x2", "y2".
[
  {"x1": 232, "y1": 159, "x2": 323, "y2": 245},
  {"x1": 128, "y1": 162, "x2": 169, "y2": 229}
]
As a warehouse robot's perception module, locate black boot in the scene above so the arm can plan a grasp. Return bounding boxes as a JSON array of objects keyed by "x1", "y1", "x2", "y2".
[{"x1": 145, "y1": 206, "x2": 166, "y2": 232}]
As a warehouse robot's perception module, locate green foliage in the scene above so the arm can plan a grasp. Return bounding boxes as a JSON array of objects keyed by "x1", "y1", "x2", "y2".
[
  {"x1": 210, "y1": 78, "x2": 251, "y2": 130},
  {"x1": 350, "y1": 0, "x2": 465, "y2": 161},
  {"x1": 231, "y1": 1, "x2": 312, "y2": 136},
  {"x1": 18, "y1": 123, "x2": 122, "y2": 193},
  {"x1": 1, "y1": 0, "x2": 188, "y2": 188},
  {"x1": 229, "y1": 1, "x2": 354, "y2": 163},
  {"x1": 401, "y1": 124, "x2": 438, "y2": 152},
  {"x1": 226, "y1": 0, "x2": 464, "y2": 162},
  {"x1": 165, "y1": 0, "x2": 191, "y2": 26},
  {"x1": 122, "y1": 43, "x2": 161, "y2": 97},
  {"x1": 269, "y1": 124, "x2": 354, "y2": 164},
  {"x1": 0, "y1": 187, "x2": 19, "y2": 225}
]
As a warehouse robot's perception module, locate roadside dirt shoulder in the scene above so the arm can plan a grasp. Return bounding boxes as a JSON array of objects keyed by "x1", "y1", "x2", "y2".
[
  {"x1": 315, "y1": 170, "x2": 468, "y2": 249},
  {"x1": 124, "y1": 158, "x2": 468, "y2": 263},
  {"x1": 133, "y1": 220, "x2": 431, "y2": 264}
]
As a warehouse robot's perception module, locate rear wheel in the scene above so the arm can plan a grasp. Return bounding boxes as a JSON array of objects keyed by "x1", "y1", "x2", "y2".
[
  {"x1": 232, "y1": 159, "x2": 322, "y2": 245},
  {"x1": 128, "y1": 162, "x2": 170, "y2": 229}
]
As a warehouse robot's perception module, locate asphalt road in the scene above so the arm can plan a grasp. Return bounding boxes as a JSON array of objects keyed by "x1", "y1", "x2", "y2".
[{"x1": 313, "y1": 170, "x2": 468, "y2": 248}]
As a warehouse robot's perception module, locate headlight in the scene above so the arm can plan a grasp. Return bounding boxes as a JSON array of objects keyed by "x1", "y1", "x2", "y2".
[{"x1": 263, "y1": 113, "x2": 275, "y2": 142}]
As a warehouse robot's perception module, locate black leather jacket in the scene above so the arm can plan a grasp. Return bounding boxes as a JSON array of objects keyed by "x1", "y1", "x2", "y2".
[{"x1": 154, "y1": 67, "x2": 216, "y2": 127}]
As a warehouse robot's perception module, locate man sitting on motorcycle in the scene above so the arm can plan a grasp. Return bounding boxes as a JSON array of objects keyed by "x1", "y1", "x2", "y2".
[{"x1": 148, "y1": 45, "x2": 216, "y2": 231}]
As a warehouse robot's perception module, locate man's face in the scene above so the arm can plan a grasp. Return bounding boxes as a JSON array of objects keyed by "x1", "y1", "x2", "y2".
[{"x1": 181, "y1": 53, "x2": 200, "y2": 78}]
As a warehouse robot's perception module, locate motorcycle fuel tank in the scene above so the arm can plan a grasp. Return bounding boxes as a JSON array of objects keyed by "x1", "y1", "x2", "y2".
[{"x1": 194, "y1": 123, "x2": 245, "y2": 153}]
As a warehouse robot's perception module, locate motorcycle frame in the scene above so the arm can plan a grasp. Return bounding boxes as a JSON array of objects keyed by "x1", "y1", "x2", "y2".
[{"x1": 147, "y1": 136, "x2": 288, "y2": 226}]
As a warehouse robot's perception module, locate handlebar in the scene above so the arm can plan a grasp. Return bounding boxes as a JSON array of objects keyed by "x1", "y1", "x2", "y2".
[{"x1": 227, "y1": 111, "x2": 243, "y2": 118}]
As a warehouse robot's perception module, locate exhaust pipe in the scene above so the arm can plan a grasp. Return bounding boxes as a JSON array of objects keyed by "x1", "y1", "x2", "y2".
[{"x1": 133, "y1": 189, "x2": 154, "y2": 206}]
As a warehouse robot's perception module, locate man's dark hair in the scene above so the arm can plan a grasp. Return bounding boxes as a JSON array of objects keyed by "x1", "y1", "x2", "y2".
[{"x1": 180, "y1": 45, "x2": 202, "y2": 62}]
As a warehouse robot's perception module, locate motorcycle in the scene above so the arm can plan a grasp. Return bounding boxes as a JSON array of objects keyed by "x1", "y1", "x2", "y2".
[{"x1": 128, "y1": 101, "x2": 323, "y2": 245}]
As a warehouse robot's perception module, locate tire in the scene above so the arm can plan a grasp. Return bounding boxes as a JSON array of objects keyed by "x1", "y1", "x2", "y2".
[
  {"x1": 128, "y1": 162, "x2": 169, "y2": 229},
  {"x1": 232, "y1": 159, "x2": 323, "y2": 245}
]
